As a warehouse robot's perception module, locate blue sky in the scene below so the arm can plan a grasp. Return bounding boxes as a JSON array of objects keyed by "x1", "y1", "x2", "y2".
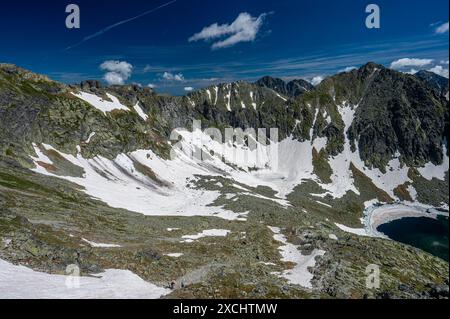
[{"x1": 0, "y1": 0, "x2": 448, "y2": 94}]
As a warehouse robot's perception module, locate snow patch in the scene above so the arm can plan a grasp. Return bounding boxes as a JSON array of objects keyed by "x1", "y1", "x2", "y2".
[
  {"x1": 181, "y1": 229, "x2": 230, "y2": 243},
  {"x1": 335, "y1": 223, "x2": 369, "y2": 236},
  {"x1": 328, "y1": 234, "x2": 338, "y2": 240},
  {"x1": 417, "y1": 146, "x2": 449, "y2": 181},
  {"x1": 133, "y1": 102, "x2": 148, "y2": 121},
  {"x1": 164, "y1": 253, "x2": 183, "y2": 258},
  {"x1": 84, "y1": 132, "x2": 96, "y2": 144},
  {"x1": 72, "y1": 92, "x2": 129, "y2": 115},
  {"x1": 0, "y1": 258, "x2": 170, "y2": 299},
  {"x1": 82, "y1": 238, "x2": 122, "y2": 248},
  {"x1": 269, "y1": 226, "x2": 325, "y2": 288}
]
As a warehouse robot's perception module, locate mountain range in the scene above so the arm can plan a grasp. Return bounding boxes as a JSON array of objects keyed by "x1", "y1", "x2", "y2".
[{"x1": 0, "y1": 62, "x2": 448, "y2": 299}]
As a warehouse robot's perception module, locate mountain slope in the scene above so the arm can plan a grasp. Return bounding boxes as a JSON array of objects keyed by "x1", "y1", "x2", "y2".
[
  {"x1": 0, "y1": 62, "x2": 448, "y2": 299},
  {"x1": 415, "y1": 70, "x2": 449, "y2": 98},
  {"x1": 255, "y1": 76, "x2": 314, "y2": 97}
]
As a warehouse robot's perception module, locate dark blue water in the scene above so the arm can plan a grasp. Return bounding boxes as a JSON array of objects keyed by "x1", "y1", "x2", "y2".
[{"x1": 377, "y1": 216, "x2": 449, "y2": 261}]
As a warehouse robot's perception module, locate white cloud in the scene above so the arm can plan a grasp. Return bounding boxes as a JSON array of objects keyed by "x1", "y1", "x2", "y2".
[
  {"x1": 390, "y1": 58, "x2": 433, "y2": 69},
  {"x1": 441, "y1": 60, "x2": 449, "y2": 65},
  {"x1": 100, "y1": 60, "x2": 133, "y2": 85},
  {"x1": 310, "y1": 76, "x2": 324, "y2": 86},
  {"x1": 428, "y1": 65, "x2": 449, "y2": 78},
  {"x1": 406, "y1": 69, "x2": 419, "y2": 75},
  {"x1": 184, "y1": 87, "x2": 194, "y2": 92},
  {"x1": 143, "y1": 65, "x2": 154, "y2": 73},
  {"x1": 147, "y1": 83, "x2": 156, "y2": 89},
  {"x1": 162, "y1": 72, "x2": 184, "y2": 81},
  {"x1": 103, "y1": 72, "x2": 126, "y2": 85},
  {"x1": 435, "y1": 22, "x2": 449, "y2": 34},
  {"x1": 188, "y1": 12, "x2": 269, "y2": 49},
  {"x1": 341, "y1": 66, "x2": 357, "y2": 72}
]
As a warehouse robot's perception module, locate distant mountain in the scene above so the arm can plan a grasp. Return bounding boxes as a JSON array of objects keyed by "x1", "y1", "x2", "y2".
[
  {"x1": 415, "y1": 70, "x2": 449, "y2": 98},
  {"x1": 255, "y1": 76, "x2": 314, "y2": 97},
  {"x1": 1, "y1": 62, "x2": 447, "y2": 170}
]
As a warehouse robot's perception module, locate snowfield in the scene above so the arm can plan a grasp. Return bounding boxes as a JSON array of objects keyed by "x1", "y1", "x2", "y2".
[
  {"x1": 0, "y1": 258, "x2": 170, "y2": 299},
  {"x1": 28, "y1": 93, "x2": 448, "y2": 223},
  {"x1": 335, "y1": 223, "x2": 369, "y2": 237},
  {"x1": 417, "y1": 145, "x2": 449, "y2": 181},
  {"x1": 30, "y1": 143, "x2": 243, "y2": 220},
  {"x1": 268, "y1": 226, "x2": 325, "y2": 288},
  {"x1": 72, "y1": 92, "x2": 130, "y2": 114}
]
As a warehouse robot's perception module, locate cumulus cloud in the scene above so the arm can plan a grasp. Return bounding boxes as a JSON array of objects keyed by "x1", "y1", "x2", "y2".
[
  {"x1": 310, "y1": 76, "x2": 324, "y2": 86},
  {"x1": 148, "y1": 83, "x2": 156, "y2": 88},
  {"x1": 184, "y1": 87, "x2": 194, "y2": 92},
  {"x1": 428, "y1": 65, "x2": 449, "y2": 78},
  {"x1": 435, "y1": 22, "x2": 449, "y2": 34},
  {"x1": 162, "y1": 72, "x2": 184, "y2": 81},
  {"x1": 188, "y1": 12, "x2": 269, "y2": 49},
  {"x1": 100, "y1": 60, "x2": 133, "y2": 85},
  {"x1": 390, "y1": 58, "x2": 433, "y2": 69}
]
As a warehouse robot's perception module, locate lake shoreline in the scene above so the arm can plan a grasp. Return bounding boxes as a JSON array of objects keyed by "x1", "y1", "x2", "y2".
[{"x1": 363, "y1": 203, "x2": 449, "y2": 238}]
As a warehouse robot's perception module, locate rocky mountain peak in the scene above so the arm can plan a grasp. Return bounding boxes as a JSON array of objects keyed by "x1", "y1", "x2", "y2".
[
  {"x1": 255, "y1": 76, "x2": 313, "y2": 98},
  {"x1": 0, "y1": 63, "x2": 52, "y2": 83},
  {"x1": 80, "y1": 80, "x2": 102, "y2": 91}
]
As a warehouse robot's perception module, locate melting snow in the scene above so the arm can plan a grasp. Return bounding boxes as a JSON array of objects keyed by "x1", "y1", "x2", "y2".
[
  {"x1": 214, "y1": 86, "x2": 218, "y2": 105},
  {"x1": 31, "y1": 143, "x2": 52, "y2": 165},
  {"x1": 181, "y1": 229, "x2": 230, "y2": 243},
  {"x1": 363, "y1": 203, "x2": 448, "y2": 238},
  {"x1": 82, "y1": 238, "x2": 122, "y2": 248},
  {"x1": 269, "y1": 226, "x2": 325, "y2": 288},
  {"x1": 324, "y1": 102, "x2": 359, "y2": 197},
  {"x1": 225, "y1": 85, "x2": 232, "y2": 111},
  {"x1": 417, "y1": 146, "x2": 449, "y2": 181},
  {"x1": 29, "y1": 103, "x2": 447, "y2": 221},
  {"x1": 275, "y1": 93, "x2": 287, "y2": 101},
  {"x1": 335, "y1": 223, "x2": 369, "y2": 237},
  {"x1": 312, "y1": 137, "x2": 327, "y2": 152},
  {"x1": 0, "y1": 258, "x2": 170, "y2": 299},
  {"x1": 328, "y1": 234, "x2": 338, "y2": 240},
  {"x1": 84, "y1": 132, "x2": 96, "y2": 144},
  {"x1": 30, "y1": 143, "x2": 242, "y2": 220},
  {"x1": 72, "y1": 92, "x2": 129, "y2": 115},
  {"x1": 133, "y1": 102, "x2": 148, "y2": 121},
  {"x1": 164, "y1": 253, "x2": 183, "y2": 258}
]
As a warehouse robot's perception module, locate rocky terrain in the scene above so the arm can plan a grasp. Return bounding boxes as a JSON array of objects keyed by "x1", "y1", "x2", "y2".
[{"x1": 0, "y1": 62, "x2": 448, "y2": 299}]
